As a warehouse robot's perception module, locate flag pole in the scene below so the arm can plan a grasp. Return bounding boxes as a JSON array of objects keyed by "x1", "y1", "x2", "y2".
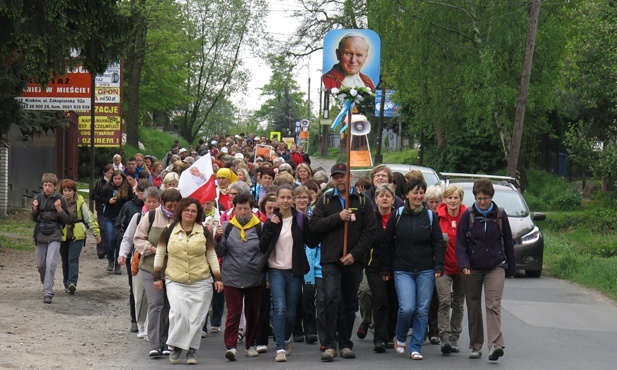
[{"x1": 342, "y1": 108, "x2": 352, "y2": 258}]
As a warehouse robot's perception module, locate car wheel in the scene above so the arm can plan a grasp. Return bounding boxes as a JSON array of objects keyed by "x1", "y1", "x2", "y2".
[{"x1": 525, "y1": 269, "x2": 542, "y2": 278}]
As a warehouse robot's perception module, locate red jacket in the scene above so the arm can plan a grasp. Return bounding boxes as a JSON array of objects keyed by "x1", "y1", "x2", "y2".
[
  {"x1": 289, "y1": 151, "x2": 304, "y2": 166},
  {"x1": 437, "y1": 202, "x2": 466, "y2": 276}
]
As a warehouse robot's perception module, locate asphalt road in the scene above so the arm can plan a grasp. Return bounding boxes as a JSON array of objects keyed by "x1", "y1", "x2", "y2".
[{"x1": 101, "y1": 275, "x2": 617, "y2": 369}]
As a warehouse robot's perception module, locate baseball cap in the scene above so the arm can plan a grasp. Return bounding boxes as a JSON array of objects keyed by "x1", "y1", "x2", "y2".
[
  {"x1": 178, "y1": 148, "x2": 188, "y2": 154},
  {"x1": 234, "y1": 153, "x2": 244, "y2": 160},
  {"x1": 221, "y1": 147, "x2": 229, "y2": 153},
  {"x1": 331, "y1": 163, "x2": 347, "y2": 176}
]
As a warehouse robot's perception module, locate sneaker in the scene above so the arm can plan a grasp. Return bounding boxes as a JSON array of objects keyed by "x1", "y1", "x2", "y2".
[
  {"x1": 306, "y1": 333, "x2": 318, "y2": 344},
  {"x1": 186, "y1": 348, "x2": 197, "y2": 365},
  {"x1": 321, "y1": 348, "x2": 336, "y2": 362},
  {"x1": 451, "y1": 341, "x2": 460, "y2": 353},
  {"x1": 43, "y1": 295, "x2": 52, "y2": 304},
  {"x1": 340, "y1": 348, "x2": 356, "y2": 359},
  {"x1": 130, "y1": 322, "x2": 138, "y2": 333},
  {"x1": 469, "y1": 348, "x2": 482, "y2": 359},
  {"x1": 63, "y1": 288, "x2": 69, "y2": 293},
  {"x1": 68, "y1": 284, "x2": 76, "y2": 295},
  {"x1": 162, "y1": 347, "x2": 172, "y2": 356},
  {"x1": 374, "y1": 340, "x2": 386, "y2": 353},
  {"x1": 225, "y1": 348, "x2": 237, "y2": 361},
  {"x1": 394, "y1": 340, "x2": 406, "y2": 354},
  {"x1": 143, "y1": 335, "x2": 149, "y2": 342},
  {"x1": 246, "y1": 346, "x2": 258, "y2": 357},
  {"x1": 114, "y1": 264, "x2": 122, "y2": 275},
  {"x1": 149, "y1": 349, "x2": 162, "y2": 357},
  {"x1": 488, "y1": 346, "x2": 504, "y2": 361},
  {"x1": 441, "y1": 341, "x2": 452, "y2": 355},
  {"x1": 256, "y1": 345, "x2": 268, "y2": 353},
  {"x1": 106, "y1": 261, "x2": 114, "y2": 271},
  {"x1": 293, "y1": 334, "x2": 304, "y2": 342},
  {"x1": 275, "y1": 350, "x2": 287, "y2": 362},
  {"x1": 429, "y1": 336, "x2": 440, "y2": 345},
  {"x1": 209, "y1": 326, "x2": 220, "y2": 333},
  {"x1": 410, "y1": 351, "x2": 423, "y2": 360},
  {"x1": 356, "y1": 322, "x2": 370, "y2": 339},
  {"x1": 237, "y1": 329, "x2": 245, "y2": 343},
  {"x1": 285, "y1": 341, "x2": 291, "y2": 356},
  {"x1": 169, "y1": 347, "x2": 182, "y2": 364},
  {"x1": 201, "y1": 330, "x2": 208, "y2": 338}
]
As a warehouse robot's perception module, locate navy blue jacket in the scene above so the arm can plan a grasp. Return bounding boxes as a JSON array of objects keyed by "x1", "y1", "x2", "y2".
[{"x1": 455, "y1": 203, "x2": 517, "y2": 277}]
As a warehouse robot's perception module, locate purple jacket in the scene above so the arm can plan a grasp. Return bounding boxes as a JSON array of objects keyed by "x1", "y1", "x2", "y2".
[{"x1": 455, "y1": 203, "x2": 516, "y2": 277}]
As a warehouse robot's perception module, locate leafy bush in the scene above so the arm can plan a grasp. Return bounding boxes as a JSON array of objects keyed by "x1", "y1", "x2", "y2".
[
  {"x1": 524, "y1": 169, "x2": 581, "y2": 211},
  {"x1": 382, "y1": 149, "x2": 418, "y2": 165}
]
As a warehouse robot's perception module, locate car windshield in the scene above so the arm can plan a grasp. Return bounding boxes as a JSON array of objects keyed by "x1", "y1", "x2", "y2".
[
  {"x1": 460, "y1": 186, "x2": 529, "y2": 217},
  {"x1": 423, "y1": 172, "x2": 440, "y2": 187}
]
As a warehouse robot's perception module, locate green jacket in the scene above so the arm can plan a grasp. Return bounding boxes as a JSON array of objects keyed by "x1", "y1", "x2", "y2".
[{"x1": 62, "y1": 194, "x2": 101, "y2": 242}]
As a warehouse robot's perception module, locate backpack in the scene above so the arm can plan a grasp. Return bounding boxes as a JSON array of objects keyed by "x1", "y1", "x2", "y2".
[
  {"x1": 131, "y1": 210, "x2": 159, "y2": 276},
  {"x1": 394, "y1": 206, "x2": 433, "y2": 229},
  {"x1": 36, "y1": 193, "x2": 64, "y2": 235},
  {"x1": 321, "y1": 188, "x2": 366, "y2": 212}
]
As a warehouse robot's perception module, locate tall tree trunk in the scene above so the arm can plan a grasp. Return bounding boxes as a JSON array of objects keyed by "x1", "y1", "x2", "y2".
[
  {"x1": 507, "y1": 0, "x2": 541, "y2": 178},
  {"x1": 124, "y1": 0, "x2": 148, "y2": 148}
]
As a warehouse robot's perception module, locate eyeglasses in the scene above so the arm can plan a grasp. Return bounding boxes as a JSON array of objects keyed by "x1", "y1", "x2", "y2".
[{"x1": 475, "y1": 197, "x2": 492, "y2": 202}]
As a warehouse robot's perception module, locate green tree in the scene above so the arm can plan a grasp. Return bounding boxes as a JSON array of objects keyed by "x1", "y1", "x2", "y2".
[
  {"x1": 176, "y1": 0, "x2": 267, "y2": 144},
  {"x1": 0, "y1": 1, "x2": 128, "y2": 136},
  {"x1": 255, "y1": 55, "x2": 306, "y2": 134}
]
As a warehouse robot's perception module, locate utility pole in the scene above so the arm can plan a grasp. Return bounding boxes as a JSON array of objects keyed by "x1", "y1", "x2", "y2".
[
  {"x1": 507, "y1": 0, "x2": 541, "y2": 178},
  {"x1": 374, "y1": 86, "x2": 386, "y2": 165}
]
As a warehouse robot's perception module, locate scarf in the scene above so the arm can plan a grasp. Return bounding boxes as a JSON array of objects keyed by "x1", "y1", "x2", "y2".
[
  {"x1": 161, "y1": 205, "x2": 174, "y2": 218},
  {"x1": 229, "y1": 214, "x2": 261, "y2": 241},
  {"x1": 474, "y1": 202, "x2": 494, "y2": 217}
]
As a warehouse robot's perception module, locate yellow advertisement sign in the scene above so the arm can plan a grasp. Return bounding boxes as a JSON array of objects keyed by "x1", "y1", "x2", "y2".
[{"x1": 77, "y1": 115, "x2": 122, "y2": 148}]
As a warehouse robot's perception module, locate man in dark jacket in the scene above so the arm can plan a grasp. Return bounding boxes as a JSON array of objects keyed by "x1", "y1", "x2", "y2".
[{"x1": 309, "y1": 163, "x2": 376, "y2": 361}]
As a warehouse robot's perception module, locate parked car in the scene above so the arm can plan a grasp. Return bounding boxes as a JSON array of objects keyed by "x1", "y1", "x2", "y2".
[
  {"x1": 351, "y1": 164, "x2": 441, "y2": 186},
  {"x1": 443, "y1": 174, "x2": 546, "y2": 277}
]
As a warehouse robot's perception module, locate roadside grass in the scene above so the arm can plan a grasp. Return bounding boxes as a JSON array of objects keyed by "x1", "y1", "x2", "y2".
[
  {"x1": 0, "y1": 210, "x2": 35, "y2": 252},
  {"x1": 128, "y1": 126, "x2": 190, "y2": 161},
  {"x1": 544, "y1": 231, "x2": 617, "y2": 302}
]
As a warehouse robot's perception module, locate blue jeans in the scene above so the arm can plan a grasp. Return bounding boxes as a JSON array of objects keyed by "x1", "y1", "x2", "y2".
[
  {"x1": 394, "y1": 269, "x2": 435, "y2": 353},
  {"x1": 269, "y1": 268, "x2": 303, "y2": 351},
  {"x1": 104, "y1": 217, "x2": 116, "y2": 264}
]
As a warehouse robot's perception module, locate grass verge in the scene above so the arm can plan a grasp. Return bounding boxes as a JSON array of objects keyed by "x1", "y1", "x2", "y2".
[{"x1": 0, "y1": 210, "x2": 35, "y2": 251}]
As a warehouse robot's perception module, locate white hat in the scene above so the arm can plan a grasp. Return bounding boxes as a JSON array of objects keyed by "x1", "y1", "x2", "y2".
[
  {"x1": 220, "y1": 147, "x2": 229, "y2": 153},
  {"x1": 183, "y1": 157, "x2": 195, "y2": 164},
  {"x1": 178, "y1": 148, "x2": 188, "y2": 154},
  {"x1": 234, "y1": 153, "x2": 244, "y2": 160},
  {"x1": 211, "y1": 140, "x2": 217, "y2": 145}
]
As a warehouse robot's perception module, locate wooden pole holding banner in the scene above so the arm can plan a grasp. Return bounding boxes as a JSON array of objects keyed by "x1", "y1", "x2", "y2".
[{"x1": 342, "y1": 109, "x2": 352, "y2": 257}]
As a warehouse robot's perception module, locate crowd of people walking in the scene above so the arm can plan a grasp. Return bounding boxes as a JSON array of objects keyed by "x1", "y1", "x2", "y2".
[{"x1": 30, "y1": 133, "x2": 515, "y2": 364}]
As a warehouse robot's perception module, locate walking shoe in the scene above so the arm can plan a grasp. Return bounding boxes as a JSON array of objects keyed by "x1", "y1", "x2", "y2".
[
  {"x1": 306, "y1": 333, "x2": 318, "y2": 344},
  {"x1": 130, "y1": 322, "x2": 138, "y2": 333},
  {"x1": 63, "y1": 288, "x2": 69, "y2": 294},
  {"x1": 321, "y1": 348, "x2": 336, "y2": 362},
  {"x1": 410, "y1": 351, "x2": 423, "y2": 360},
  {"x1": 43, "y1": 295, "x2": 52, "y2": 304},
  {"x1": 386, "y1": 341, "x2": 394, "y2": 349},
  {"x1": 201, "y1": 330, "x2": 208, "y2": 338},
  {"x1": 356, "y1": 322, "x2": 370, "y2": 339},
  {"x1": 451, "y1": 341, "x2": 460, "y2": 353},
  {"x1": 107, "y1": 261, "x2": 114, "y2": 271},
  {"x1": 340, "y1": 348, "x2": 356, "y2": 359},
  {"x1": 429, "y1": 336, "x2": 440, "y2": 345},
  {"x1": 275, "y1": 350, "x2": 287, "y2": 362},
  {"x1": 256, "y1": 345, "x2": 268, "y2": 353},
  {"x1": 186, "y1": 348, "x2": 197, "y2": 365},
  {"x1": 488, "y1": 346, "x2": 504, "y2": 361},
  {"x1": 225, "y1": 348, "x2": 237, "y2": 361},
  {"x1": 394, "y1": 340, "x2": 406, "y2": 354},
  {"x1": 169, "y1": 347, "x2": 182, "y2": 364},
  {"x1": 469, "y1": 348, "x2": 482, "y2": 359},
  {"x1": 293, "y1": 334, "x2": 305, "y2": 342},
  {"x1": 149, "y1": 349, "x2": 161, "y2": 357},
  {"x1": 114, "y1": 264, "x2": 122, "y2": 275},
  {"x1": 284, "y1": 341, "x2": 292, "y2": 356},
  {"x1": 68, "y1": 284, "x2": 76, "y2": 295},
  {"x1": 441, "y1": 341, "x2": 452, "y2": 354},
  {"x1": 373, "y1": 340, "x2": 386, "y2": 353},
  {"x1": 162, "y1": 347, "x2": 172, "y2": 356},
  {"x1": 209, "y1": 326, "x2": 220, "y2": 333},
  {"x1": 246, "y1": 346, "x2": 258, "y2": 357},
  {"x1": 237, "y1": 329, "x2": 245, "y2": 343}
]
